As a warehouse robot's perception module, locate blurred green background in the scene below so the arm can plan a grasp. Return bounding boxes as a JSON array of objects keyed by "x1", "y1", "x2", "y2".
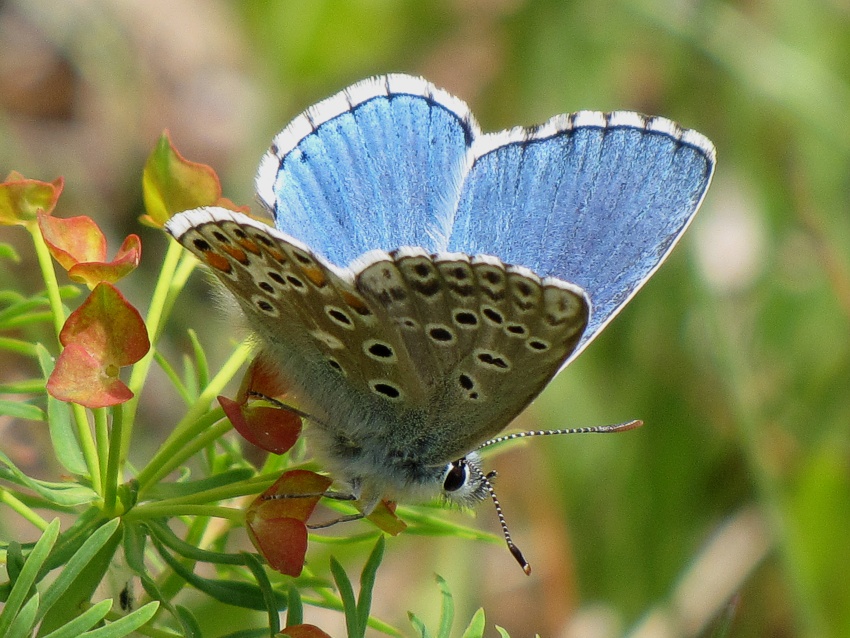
[{"x1": 2, "y1": 0, "x2": 849, "y2": 636}]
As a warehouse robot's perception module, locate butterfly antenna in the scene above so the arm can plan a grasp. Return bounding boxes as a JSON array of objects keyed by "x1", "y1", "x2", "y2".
[
  {"x1": 476, "y1": 419, "x2": 643, "y2": 451},
  {"x1": 466, "y1": 461, "x2": 531, "y2": 575}
]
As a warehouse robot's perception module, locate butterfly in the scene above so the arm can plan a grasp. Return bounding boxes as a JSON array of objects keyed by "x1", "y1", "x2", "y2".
[{"x1": 165, "y1": 74, "x2": 715, "y2": 572}]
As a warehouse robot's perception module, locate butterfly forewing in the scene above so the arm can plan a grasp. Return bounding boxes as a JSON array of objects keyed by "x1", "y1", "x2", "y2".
[
  {"x1": 450, "y1": 112, "x2": 714, "y2": 363},
  {"x1": 257, "y1": 75, "x2": 477, "y2": 267}
]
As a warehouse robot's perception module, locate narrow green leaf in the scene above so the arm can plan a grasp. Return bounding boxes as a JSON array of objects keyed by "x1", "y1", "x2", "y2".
[
  {"x1": 0, "y1": 519, "x2": 60, "y2": 636},
  {"x1": 0, "y1": 378, "x2": 48, "y2": 393},
  {"x1": 38, "y1": 599, "x2": 111, "y2": 638},
  {"x1": 77, "y1": 600, "x2": 159, "y2": 638},
  {"x1": 153, "y1": 350, "x2": 192, "y2": 405},
  {"x1": 356, "y1": 536, "x2": 385, "y2": 634},
  {"x1": 287, "y1": 586, "x2": 303, "y2": 628},
  {"x1": 121, "y1": 522, "x2": 146, "y2": 574},
  {"x1": 36, "y1": 343, "x2": 86, "y2": 475},
  {"x1": 0, "y1": 399, "x2": 45, "y2": 421},
  {"x1": 495, "y1": 627, "x2": 511, "y2": 638},
  {"x1": 41, "y1": 508, "x2": 104, "y2": 571},
  {"x1": 0, "y1": 451, "x2": 97, "y2": 506},
  {"x1": 174, "y1": 606, "x2": 203, "y2": 638},
  {"x1": 37, "y1": 520, "x2": 121, "y2": 636},
  {"x1": 150, "y1": 536, "x2": 287, "y2": 611},
  {"x1": 408, "y1": 612, "x2": 432, "y2": 638},
  {"x1": 435, "y1": 575, "x2": 454, "y2": 638},
  {"x1": 187, "y1": 329, "x2": 209, "y2": 390},
  {"x1": 460, "y1": 609, "x2": 486, "y2": 638},
  {"x1": 0, "y1": 242, "x2": 21, "y2": 262},
  {"x1": 6, "y1": 541, "x2": 25, "y2": 582},
  {"x1": 242, "y1": 552, "x2": 280, "y2": 635},
  {"x1": 6, "y1": 590, "x2": 39, "y2": 638},
  {"x1": 146, "y1": 520, "x2": 248, "y2": 565},
  {"x1": 145, "y1": 468, "x2": 254, "y2": 500},
  {"x1": 330, "y1": 557, "x2": 360, "y2": 638},
  {"x1": 181, "y1": 353, "x2": 199, "y2": 402},
  {"x1": 37, "y1": 519, "x2": 121, "y2": 623}
]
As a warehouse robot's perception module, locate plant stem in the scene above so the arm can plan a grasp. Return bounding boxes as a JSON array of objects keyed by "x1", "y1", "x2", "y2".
[
  {"x1": 0, "y1": 489, "x2": 49, "y2": 530},
  {"x1": 135, "y1": 340, "x2": 252, "y2": 495},
  {"x1": 27, "y1": 222, "x2": 64, "y2": 340},
  {"x1": 120, "y1": 239, "x2": 184, "y2": 468}
]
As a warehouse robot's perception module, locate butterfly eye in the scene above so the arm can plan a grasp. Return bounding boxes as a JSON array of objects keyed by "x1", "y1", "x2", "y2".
[{"x1": 442, "y1": 461, "x2": 468, "y2": 493}]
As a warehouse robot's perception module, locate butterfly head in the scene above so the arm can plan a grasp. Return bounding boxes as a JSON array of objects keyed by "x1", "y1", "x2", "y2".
[{"x1": 439, "y1": 452, "x2": 492, "y2": 507}]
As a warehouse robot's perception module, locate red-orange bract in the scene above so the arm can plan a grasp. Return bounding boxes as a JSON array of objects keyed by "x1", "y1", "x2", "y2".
[
  {"x1": 141, "y1": 131, "x2": 248, "y2": 228},
  {"x1": 246, "y1": 470, "x2": 333, "y2": 576},
  {"x1": 0, "y1": 171, "x2": 63, "y2": 226},
  {"x1": 47, "y1": 282, "x2": 150, "y2": 408},
  {"x1": 38, "y1": 214, "x2": 141, "y2": 288}
]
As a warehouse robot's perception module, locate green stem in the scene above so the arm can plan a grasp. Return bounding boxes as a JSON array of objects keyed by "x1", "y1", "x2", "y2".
[
  {"x1": 135, "y1": 340, "x2": 252, "y2": 495},
  {"x1": 102, "y1": 404, "x2": 125, "y2": 515},
  {"x1": 120, "y1": 239, "x2": 184, "y2": 469},
  {"x1": 0, "y1": 488, "x2": 49, "y2": 530},
  {"x1": 27, "y1": 222, "x2": 65, "y2": 340},
  {"x1": 93, "y1": 407, "x2": 109, "y2": 486},
  {"x1": 124, "y1": 504, "x2": 243, "y2": 523},
  {"x1": 0, "y1": 337, "x2": 39, "y2": 357},
  {"x1": 135, "y1": 410, "x2": 230, "y2": 494},
  {"x1": 28, "y1": 223, "x2": 103, "y2": 494},
  {"x1": 71, "y1": 403, "x2": 102, "y2": 496}
]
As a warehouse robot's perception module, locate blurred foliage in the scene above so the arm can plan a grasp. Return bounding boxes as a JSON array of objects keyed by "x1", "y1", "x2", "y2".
[{"x1": 1, "y1": 0, "x2": 849, "y2": 636}]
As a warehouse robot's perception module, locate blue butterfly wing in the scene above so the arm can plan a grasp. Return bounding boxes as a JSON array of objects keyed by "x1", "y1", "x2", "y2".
[
  {"x1": 447, "y1": 112, "x2": 715, "y2": 362},
  {"x1": 256, "y1": 75, "x2": 475, "y2": 267}
]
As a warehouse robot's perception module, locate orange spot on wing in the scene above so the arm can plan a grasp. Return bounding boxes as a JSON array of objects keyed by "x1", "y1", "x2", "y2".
[
  {"x1": 342, "y1": 291, "x2": 369, "y2": 313},
  {"x1": 266, "y1": 247, "x2": 287, "y2": 263},
  {"x1": 301, "y1": 266, "x2": 327, "y2": 287},
  {"x1": 205, "y1": 252, "x2": 233, "y2": 273},
  {"x1": 221, "y1": 244, "x2": 249, "y2": 264},
  {"x1": 236, "y1": 237, "x2": 262, "y2": 255}
]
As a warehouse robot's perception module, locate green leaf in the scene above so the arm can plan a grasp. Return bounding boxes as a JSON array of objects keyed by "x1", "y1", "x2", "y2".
[
  {"x1": 77, "y1": 601, "x2": 158, "y2": 638},
  {"x1": 36, "y1": 343, "x2": 86, "y2": 475},
  {"x1": 330, "y1": 557, "x2": 360, "y2": 638},
  {"x1": 145, "y1": 468, "x2": 255, "y2": 500},
  {"x1": 242, "y1": 552, "x2": 280, "y2": 636},
  {"x1": 41, "y1": 508, "x2": 104, "y2": 571},
  {"x1": 6, "y1": 541, "x2": 25, "y2": 583},
  {"x1": 460, "y1": 609, "x2": 486, "y2": 638},
  {"x1": 150, "y1": 535, "x2": 287, "y2": 611},
  {"x1": 174, "y1": 606, "x2": 203, "y2": 638},
  {"x1": 121, "y1": 522, "x2": 146, "y2": 574},
  {"x1": 0, "y1": 399, "x2": 45, "y2": 421},
  {"x1": 6, "y1": 591, "x2": 39, "y2": 638},
  {"x1": 38, "y1": 599, "x2": 111, "y2": 638},
  {"x1": 37, "y1": 519, "x2": 121, "y2": 636},
  {"x1": 0, "y1": 519, "x2": 60, "y2": 637},
  {"x1": 37, "y1": 519, "x2": 121, "y2": 624},
  {"x1": 0, "y1": 242, "x2": 21, "y2": 262},
  {"x1": 146, "y1": 520, "x2": 247, "y2": 565},
  {"x1": 357, "y1": 536, "x2": 385, "y2": 635},
  {"x1": 287, "y1": 586, "x2": 304, "y2": 627},
  {"x1": 435, "y1": 576, "x2": 454, "y2": 638},
  {"x1": 0, "y1": 451, "x2": 98, "y2": 506},
  {"x1": 408, "y1": 612, "x2": 431, "y2": 638},
  {"x1": 495, "y1": 627, "x2": 511, "y2": 638}
]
